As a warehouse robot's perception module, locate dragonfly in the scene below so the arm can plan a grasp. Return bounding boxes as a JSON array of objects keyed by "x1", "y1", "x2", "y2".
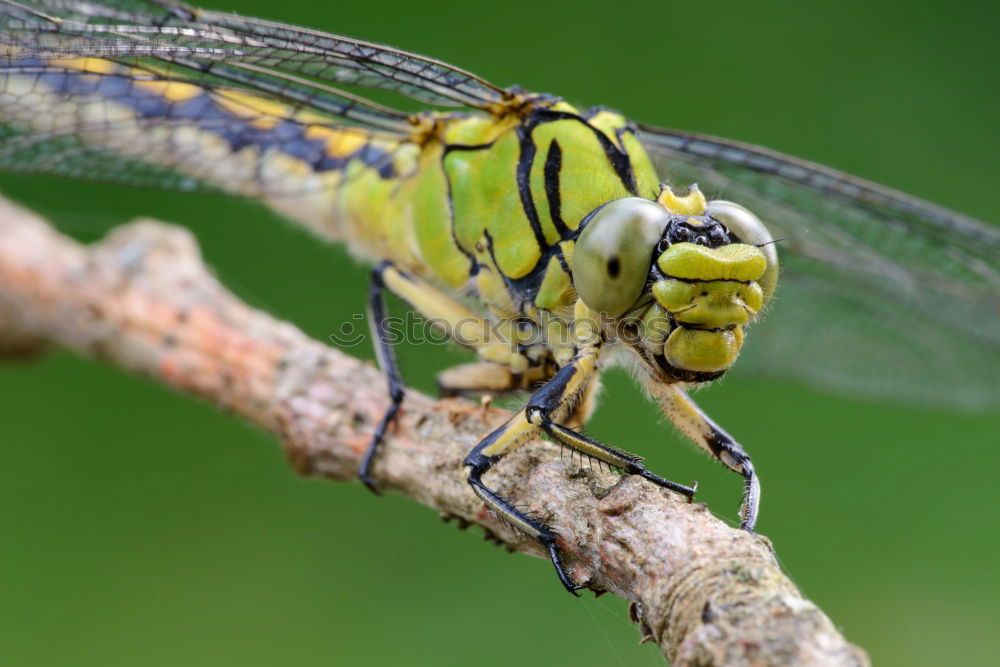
[{"x1": 1, "y1": 0, "x2": 997, "y2": 595}]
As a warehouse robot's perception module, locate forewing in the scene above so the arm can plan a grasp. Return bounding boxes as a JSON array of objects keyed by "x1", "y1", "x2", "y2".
[
  {"x1": 0, "y1": 0, "x2": 513, "y2": 197},
  {"x1": 0, "y1": 53, "x2": 416, "y2": 197},
  {"x1": 637, "y1": 124, "x2": 1000, "y2": 410},
  {"x1": 2, "y1": 0, "x2": 508, "y2": 108},
  {"x1": 0, "y1": 1, "x2": 434, "y2": 196}
]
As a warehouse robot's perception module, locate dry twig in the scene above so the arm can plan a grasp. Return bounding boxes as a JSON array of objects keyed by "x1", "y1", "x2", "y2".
[{"x1": 0, "y1": 195, "x2": 868, "y2": 666}]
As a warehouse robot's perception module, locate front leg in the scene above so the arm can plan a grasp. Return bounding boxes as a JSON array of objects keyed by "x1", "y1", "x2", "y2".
[
  {"x1": 463, "y1": 345, "x2": 695, "y2": 595},
  {"x1": 656, "y1": 383, "x2": 760, "y2": 531},
  {"x1": 462, "y1": 410, "x2": 584, "y2": 594},
  {"x1": 527, "y1": 349, "x2": 696, "y2": 497}
]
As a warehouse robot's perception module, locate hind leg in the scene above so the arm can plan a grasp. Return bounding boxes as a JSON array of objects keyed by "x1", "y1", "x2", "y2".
[{"x1": 359, "y1": 261, "x2": 521, "y2": 491}]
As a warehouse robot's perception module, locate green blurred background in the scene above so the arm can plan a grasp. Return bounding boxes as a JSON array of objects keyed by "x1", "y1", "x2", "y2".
[{"x1": 1, "y1": 0, "x2": 998, "y2": 665}]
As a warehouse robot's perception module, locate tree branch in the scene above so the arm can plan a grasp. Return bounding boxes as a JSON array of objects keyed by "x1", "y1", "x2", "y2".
[{"x1": 0, "y1": 194, "x2": 867, "y2": 666}]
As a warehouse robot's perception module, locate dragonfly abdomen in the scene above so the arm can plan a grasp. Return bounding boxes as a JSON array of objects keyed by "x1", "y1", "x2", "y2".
[{"x1": 0, "y1": 55, "x2": 416, "y2": 239}]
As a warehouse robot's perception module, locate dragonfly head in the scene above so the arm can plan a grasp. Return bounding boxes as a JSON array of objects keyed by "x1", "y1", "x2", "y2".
[{"x1": 573, "y1": 186, "x2": 779, "y2": 383}]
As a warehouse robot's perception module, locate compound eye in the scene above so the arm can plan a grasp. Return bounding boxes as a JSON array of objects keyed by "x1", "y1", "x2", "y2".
[
  {"x1": 705, "y1": 200, "x2": 779, "y2": 305},
  {"x1": 573, "y1": 198, "x2": 669, "y2": 317}
]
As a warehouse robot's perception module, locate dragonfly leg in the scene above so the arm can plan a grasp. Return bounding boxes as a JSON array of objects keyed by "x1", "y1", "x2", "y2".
[
  {"x1": 655, "y1": 384, "x2": 760, "y2": 531},
  {"x1": 561, "y1": 372, "x2": 601, "y2": 430},
  {"x1": 360, "y1": 261, "x2": 519, "y2": 492},
  {"x1": 359, "y1": 262, "x2": 405, "y2": 494},
  {"x1": 464, "y1": 346, "x2": 694, "y2": 595},
  {"x1": 437, "y1": 362, "x2": 529, "y2": 397},
  {"x1": 464, "y1": 410, "x2": 584, "y2": 596},
  {"x1": 528, "y1": 350, "x2": 696, "y2": 498}
]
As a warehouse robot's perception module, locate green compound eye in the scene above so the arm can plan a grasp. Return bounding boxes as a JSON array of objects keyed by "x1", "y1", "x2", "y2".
[
  {"x1": 705, "y1": 200, "x2": 780, "y2": 306},
  {"x1": 574, "y1": 198, "x2": 670, "y2": 317}
]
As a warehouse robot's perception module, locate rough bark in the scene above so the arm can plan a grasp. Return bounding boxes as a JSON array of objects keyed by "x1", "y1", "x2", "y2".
[{"x1": 0, "y1": 195, "x2": 868, "y2": 666}]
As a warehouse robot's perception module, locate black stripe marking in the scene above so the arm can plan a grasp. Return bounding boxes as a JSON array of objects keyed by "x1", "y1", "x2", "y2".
[
  {"x1": 516, "y1": 125, "x2": 552, "y2": 252},
  {"x1": 544, "y1": 140, "x2": 571, "y2": 238},
  {"x1": 617, "y1": 124, "x2": 660, "y2": 199},
  {"x1": 555, "y1": 245, "x2": 573, "y2": 281},
  {"x1": 531, "y1": 108, "x2": 637, "y2": 196},
  {"x1": 484, "y1": 229, "x2": 570, "y2": 310},
  {"x1": 614, "y1": 125, "x2": 633, "y2": 153},
  {"x1": 475, "y1": 108, "x2": 645, "y2": 310}
]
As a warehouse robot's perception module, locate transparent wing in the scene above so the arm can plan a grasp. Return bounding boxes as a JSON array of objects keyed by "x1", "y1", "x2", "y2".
[
  {"x1": 637, "y1": 124, "x2": 1000, "y2": 410},
  {"x1": 0, "y1": 0, "x2": 437, "y2": 197},
  {"x1": 0, "y1": 1, "x2": 514, "y2": 196},
  {"x1": 0, "y1": 116, "x2": 230, "y2": 194},
  {"x1": 2, "y1": 0, "x2": 508, "y2": 108},
  {"x1": 0, "y1": 53, "x2": 417, "y2": 197}
]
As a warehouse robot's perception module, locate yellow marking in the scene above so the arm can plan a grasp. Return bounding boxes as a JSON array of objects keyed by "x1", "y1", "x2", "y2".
[
  {"x1": 549, "y1": 426, "x2": 626, "y2": 465},
  {"x1": 213, "y1": 89, "x2": 290, "y2": 130},
  {"x1": 561, "y1": 351, "x2": 597, "y2": 399},
  {"x1": 303, "y1": 125, "x2": 368, "y2": 157},
  {"x1": 481, "y1": 412, "x2": 537, "y2": 457},
  {"x1": 658, "y1": 184, "x2": 707, "y2": 215},
  {"x1": 132, "y1": 78, "x2": 203, "y2": 102},
  {"x1": 48, "y1": 57, "x2": 118, "y2": 75},
  {"x1": 294, "y1": 107, "x2": 340, "y2": 127},
  {"x1": 1, "y1": 65, "x2": 346, "y2": 236}
]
